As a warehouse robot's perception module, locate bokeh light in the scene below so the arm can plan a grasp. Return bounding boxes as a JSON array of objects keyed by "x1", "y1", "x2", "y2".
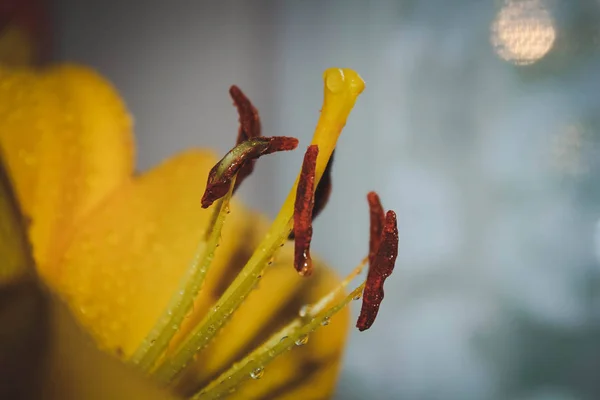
[{"x1": 491, "y1": 0, "x2": 556, "y2": 65}]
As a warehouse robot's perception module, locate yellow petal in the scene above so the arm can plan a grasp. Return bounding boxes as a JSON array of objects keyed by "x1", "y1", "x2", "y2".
[
  {"x1": 0, "y1": 63, "x2": 351, "y2": 397},
  {"x1": 0, "y1": 154, "x2": 174, "y2": 399},
  {"x1": 43, "y1": 299, "x2": 180, "y2": 400},
  {"x1": 56, "y1": 149, "x2": 252, "y2": 356},
  {"x1": 57, "y1": 148, "x2": 348, "y2": 396},
  {"x1": 0, "y1": 65, "x2": 134, "y2": 278}
]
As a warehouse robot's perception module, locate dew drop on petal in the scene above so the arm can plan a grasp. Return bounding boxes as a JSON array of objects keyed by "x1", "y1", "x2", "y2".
[
  {"x1": 295, "y1": 335, "x2": 309, "y2": 346},
  {"x1": 250, "y1": 367, "x2": 264, "y2": 380}
]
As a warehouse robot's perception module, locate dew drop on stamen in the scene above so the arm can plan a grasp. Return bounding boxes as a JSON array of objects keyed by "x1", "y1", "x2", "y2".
[
  {"x1": 353, "y1": 293, "x2": 362, "y2": 301},
  {"x1": 298, "y1": 305, "x2": 311, "y2": 318},
  {"x1": 295, "y1": 335, "x2": 309, "y2": 346},
  {"x1": 279, "y1": 335, "x2": 288, "y2": 343},
  {"x1": 250, "y1": 367, "x2": 264, "y2": 380},
  {"x1": 321, "y1": 316, "x2": 331, "y2": 326}
]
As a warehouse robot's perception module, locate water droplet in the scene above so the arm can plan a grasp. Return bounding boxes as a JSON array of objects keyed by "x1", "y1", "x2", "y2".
[
  {"x1": 250, "y1": 367, "x2": 264, "y2": 380},
  {"x1": 325, "y1": 69, "x2": 345, "y2": 94},
  {"x1": 353, "y1": 293, "x2": 362, "y2": 301},
  {"x1": 295, "y1": 335, "x2": 309, "y2": 346},
  {"x1": 298, "y1": 305, "x2": 311, "y2": 318},
  {"x1": 279, "y1": 335, "x2": 288, "y2": 343},
  {"x1": 298, "y1": 255, "x2": 312, "y2": 276},
  {"x1": 321, "y1": 316, "x2": 331, "y2": 326}
]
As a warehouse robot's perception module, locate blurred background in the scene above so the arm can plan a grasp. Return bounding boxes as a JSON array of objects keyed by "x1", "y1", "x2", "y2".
[{"x1": 52, "y1": 0, "x2": 600, "y2": 399}]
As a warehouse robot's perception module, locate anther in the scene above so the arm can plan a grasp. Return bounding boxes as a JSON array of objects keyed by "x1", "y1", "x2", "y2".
[
  {"x1": 293, "y1": 145, "x2": 319, "y2": 276},
  {"x1": 201, "y1": 136, "x2": 298, "y2": 208},
  {"x1": 357, "y1": 209, "x2": 398, "y2": 331}
]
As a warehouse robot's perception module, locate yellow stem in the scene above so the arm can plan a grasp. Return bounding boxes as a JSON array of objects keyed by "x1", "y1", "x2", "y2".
[
  {"x1": 129, "y1": 179, "x2": 236, "y2": 373},
  {"x1": 194, "y1": 282, "x2": 366, "y2": 400}
]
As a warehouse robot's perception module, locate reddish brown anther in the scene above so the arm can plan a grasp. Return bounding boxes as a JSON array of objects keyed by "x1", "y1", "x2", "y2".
[
  {"x1": 229, "y1": 85, "x2": 262, "y2": 193},
  {"x1": 230, "y1": 85, "x2": 261, "y2": 144},
  {"x1": 201, "y1": 136, "x2": 298, "y2": 208},
  {"x1": 288, "y1": 150, "x2": 334, "y2": 240},
  {"x1": 293, "y1": 145, "x2": 319, "y2": 276},
  {"x1": 357, "y1": 210, "x2": 399, "y2": 332},
  {"x1": 367, "y1": 191, "x2": 385, "y2": 267}
]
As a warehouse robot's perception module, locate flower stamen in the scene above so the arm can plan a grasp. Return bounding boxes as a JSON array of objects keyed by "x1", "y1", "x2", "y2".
[
  {"x1": 132, "y1": 135, "x2": 296, "y2": 373},
  {"x1": 288, "y1": 150, "x2": 334, "y2": 240},
  {"x1": 357, "y1": 209, "x2": 399, "y2": 331},
  {"x1": 201, "y1": 136, "x2": 298, "y2": 208},
  {"x1": 192, "y1": 257, "x2": 368, "y2": 400},
  {"x1": 130, "y1": 178, "x2": 236, "y2": 373},
  {"x1": 293, "y1": 145, "x2": 318, "y2": 276},
  {"x1": 367, "y1": 191, "x2": 385, "y2": 266},
  {"x1": 229, "y1": 85, "x2": 262, "y2": 193},
  {"x1": 229, "y1": 85, "x2": 261, "y2": 144},
  {"x1": 153, "y1": 68, "x2": 365, "y2": 384}
]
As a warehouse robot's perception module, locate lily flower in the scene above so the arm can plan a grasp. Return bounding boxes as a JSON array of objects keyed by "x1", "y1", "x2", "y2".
[{"x1": 0, "y1": 60, "x2": 399, "y2": 398}]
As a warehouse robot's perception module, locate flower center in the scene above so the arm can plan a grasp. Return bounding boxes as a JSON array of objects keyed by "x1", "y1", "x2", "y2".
[{"x1": 125, "y1": 69, "x2": 397, "y2": 399}]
